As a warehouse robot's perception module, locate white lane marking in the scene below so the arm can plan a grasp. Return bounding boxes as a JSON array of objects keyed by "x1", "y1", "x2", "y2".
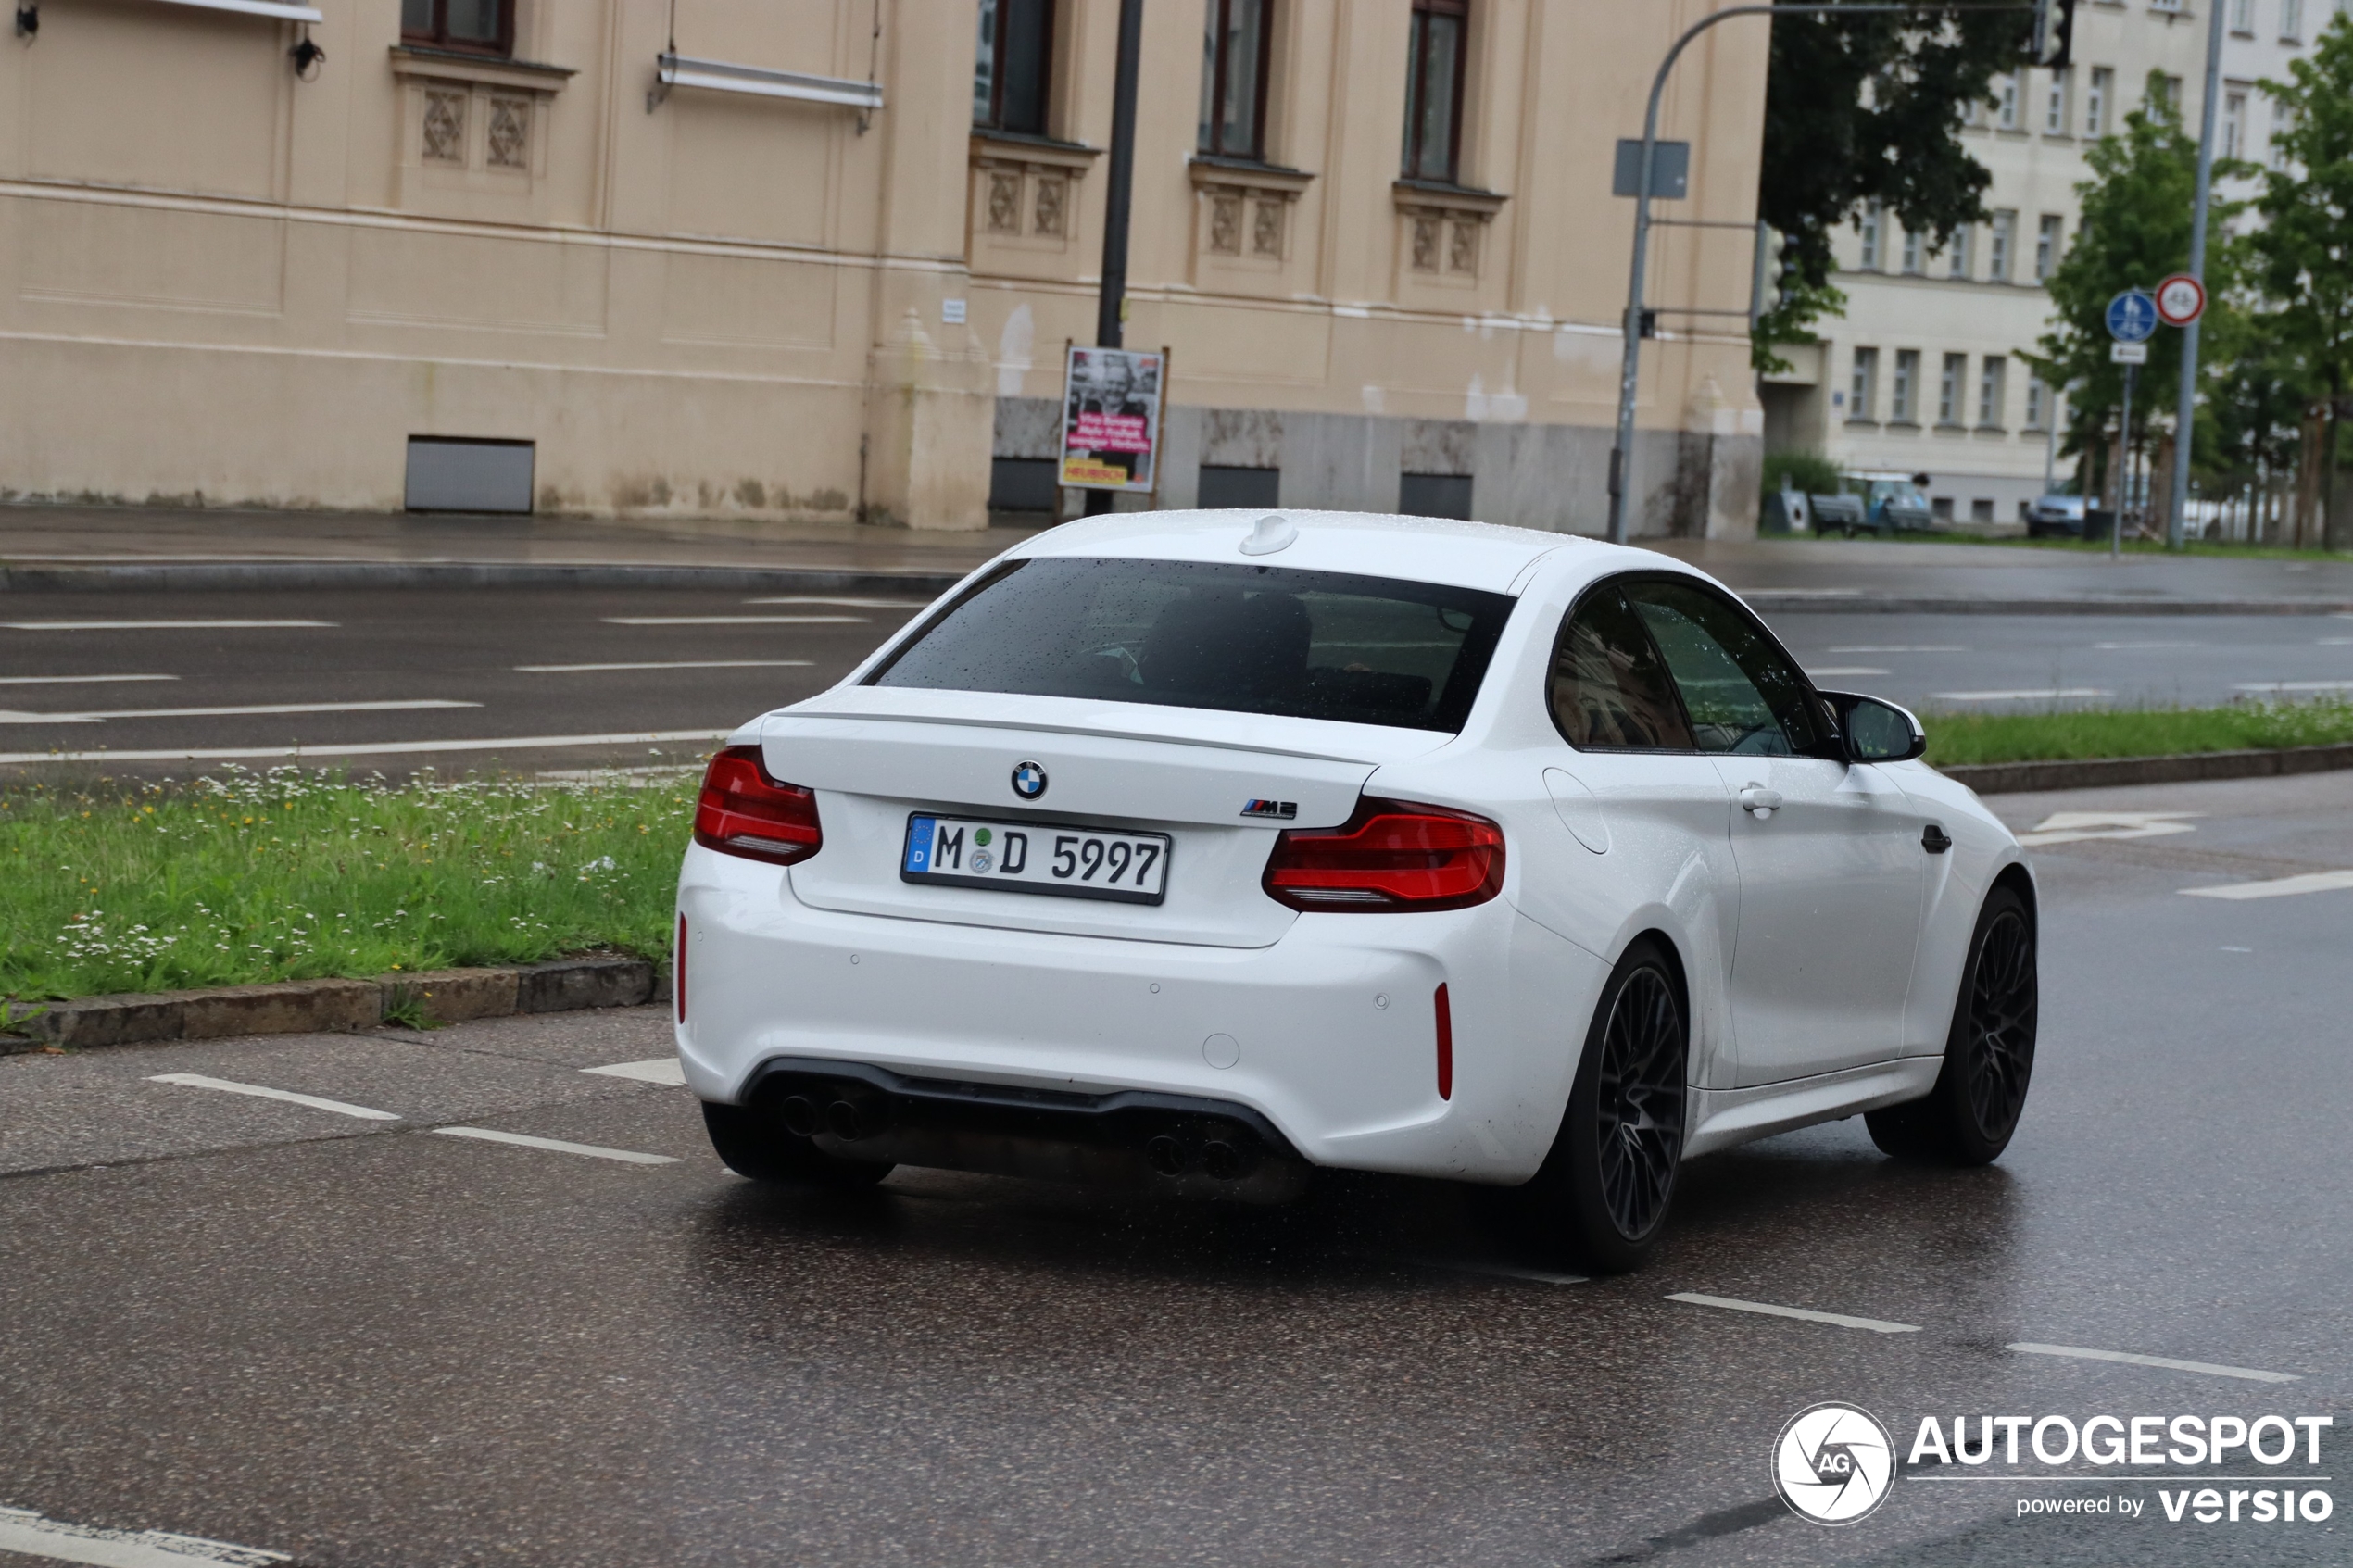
[
  {"x1": 1827, "y1": 645, "x2": 1967, "y2": 654},
  {"x1": 2234, "y1": 680, "x2": 2353, "y2": 694},
  {"x1": 581, "y1": 1058, "x2": 688, "y2": 1086},
  {"x1": 1392, "y1": 1256, "x2": 1586, "y2": 1286},
  {"x1": 2018, "y1": 810, "x2": 2200, "y2": 847},
  {"x1": 2221, "y1": 945, "x2": 2253, "y2": 952},
  {"x1": 600, "y1": 615, "x2": 869, "y2": 625},
  {"x1": 1732, "y1": 586, "x2": 1862, "y2": 597},
  {"x1": 516, "y1": 659, "x2": 814, "y2": 672},
  {"x1": 0, "y1": 700, "x2": 479, "y2": 725},
  {"x1": 1932, "y1": 687, "x2": 2110, "y2": 701},
  {"x1": 2181, "y1": 869, "x2": 2353, "y2": 900},
  {"x1": 0, "y1": 620, "x2": 335, "y2": 631},
  {"x1": 2007, "y1": 1342, "x2": 2298, "y2": 1384},
  {"x1": 2319, "y1": 637, "x2": 2353, "y2": 645},
  {"x1": 1804, "y1": 666, "x2": 1890, "y2": 677},
  {"x1": 432, "y1": 1126, "x2": 680, "y2": 1164},
  {"x1": 742, "y1": 596, "x2": 931, "y2": 608},
  {"x1": 1667, "y1": 1291, "x2": 1921, "y2": 1335},
  {"x1": 0, "y1": 1507, "x2": 288, "y2": 1567},
  {"x1": 0, "y1": 728, "x2": 735, "y2": 766},
  {"x1": 2095, "y1": 641, "x2": 2202, "y2": 650},
  {"x1": 146, "y1": 1073, "x2": 400, "y2": 1121},
  {"x1": 0, "y1": 674, "x2": 177, "y2": 685}
]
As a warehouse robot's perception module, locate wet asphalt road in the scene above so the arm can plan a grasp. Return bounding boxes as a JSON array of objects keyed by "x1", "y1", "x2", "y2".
[
  {"x1": 4, "y1": 589, "x2": 2353, "y2": 782},
  {"x1": 3, "y1": 771, "x2": 2349, "y2": 1566}
]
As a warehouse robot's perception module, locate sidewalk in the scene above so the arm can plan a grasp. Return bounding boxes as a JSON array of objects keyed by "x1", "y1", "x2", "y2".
[{"x1": 5, "y1": 505, "x2": 2352, "y2": 612}]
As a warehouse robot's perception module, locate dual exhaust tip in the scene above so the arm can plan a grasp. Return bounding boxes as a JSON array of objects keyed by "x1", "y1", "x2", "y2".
[{"x1": 778, "y1": 1087, "x2": 888, "y2": 1143}]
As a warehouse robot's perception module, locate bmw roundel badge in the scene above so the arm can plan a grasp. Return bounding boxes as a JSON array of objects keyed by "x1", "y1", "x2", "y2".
[{"x1": 1011, "y1": 760, "x2": 1048, "y2": 800}]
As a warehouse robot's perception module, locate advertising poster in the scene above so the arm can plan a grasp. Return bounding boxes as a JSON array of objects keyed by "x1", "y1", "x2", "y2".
[{"x1": 1059, "y1": 345, "x2": 1164, "y2": 494}]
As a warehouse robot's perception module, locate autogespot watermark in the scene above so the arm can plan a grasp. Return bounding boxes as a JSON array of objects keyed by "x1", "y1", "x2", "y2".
[{"x1": 1774, "y1": 1405, "x2": 2336, "y2": 1528}]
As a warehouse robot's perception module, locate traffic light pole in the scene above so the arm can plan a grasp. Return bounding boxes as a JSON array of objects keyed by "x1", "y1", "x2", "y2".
[
  {"x1": 1607, "y1": 1, "x2": 2044, "y2": 546},
  {"x1": 2165, "y1": 0, "x2": 2226, "y2": 549}
]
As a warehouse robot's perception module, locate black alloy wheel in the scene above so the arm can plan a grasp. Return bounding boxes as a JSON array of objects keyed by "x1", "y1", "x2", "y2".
[
  {"x1": 1867, "y1": 885, "x2": 2038, "y2": 1165},
  {"x1": 1529, "y1": 938, "x2": 1689, "y2": 1273}
]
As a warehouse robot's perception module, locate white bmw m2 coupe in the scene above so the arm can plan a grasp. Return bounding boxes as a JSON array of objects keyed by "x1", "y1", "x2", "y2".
[{"x1": 674, "y1": 510, "x2": 2036, "y2": 1270}]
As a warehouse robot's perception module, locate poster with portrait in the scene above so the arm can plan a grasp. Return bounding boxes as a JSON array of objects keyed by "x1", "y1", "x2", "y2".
[{"x1": 1058, "y1": 345, "x2": 1165, "y2": 494}]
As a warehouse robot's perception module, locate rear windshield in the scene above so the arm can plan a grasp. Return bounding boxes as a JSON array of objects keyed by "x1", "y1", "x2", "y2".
[{"x1": 866, "y1": 557, "x2": 1516, "y2": 732}]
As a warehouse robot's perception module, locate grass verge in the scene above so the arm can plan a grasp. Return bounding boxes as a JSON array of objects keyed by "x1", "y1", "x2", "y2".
[
  {"x1": 2, "y1": 766, "x2": 692, "y2": 1005},
  {"x1": 1921, "y1": 697, "x2": 2353, "y2": 768}
]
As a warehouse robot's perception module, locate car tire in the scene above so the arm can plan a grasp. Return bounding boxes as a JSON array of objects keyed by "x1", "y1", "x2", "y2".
[
  {"x1": 701, "y1": 1100, "x2": 895, "y2": 1188},
  {"x1": 1525, "y1": 938, "x2": 1689, "y2": 1273},
  {"x1": 1866, "y1": 885, "x2": 2037, "y2": 1166}
]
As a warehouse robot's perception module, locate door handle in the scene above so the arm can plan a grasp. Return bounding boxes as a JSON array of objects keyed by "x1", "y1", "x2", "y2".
[
  {"x1": 1921, "y1": 824, "x2": 1953, "y2": 854},
  {"x1": 1738, "y1": 785, "x2": 1784, "y2": 817}
]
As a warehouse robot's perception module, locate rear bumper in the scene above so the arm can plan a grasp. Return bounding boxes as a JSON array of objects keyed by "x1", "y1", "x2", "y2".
[{"x1": 675, "y1": 843, "x2": 1604, "y2": 1184}]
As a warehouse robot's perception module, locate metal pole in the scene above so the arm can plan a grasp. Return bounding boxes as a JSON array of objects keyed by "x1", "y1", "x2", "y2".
[
  {"x1": 1083, "y1": 0, "x2": 1145, "y2": 520},
  {"x1": 1604, "y1": 2, "x2": 2033, "y2": 545},
  {"x1": 2168, "y1": 0, "x2": 2226, "y2": 549},
  {"x1": 2114, "y1": 362, "x2": 2134, "y2": 560}
]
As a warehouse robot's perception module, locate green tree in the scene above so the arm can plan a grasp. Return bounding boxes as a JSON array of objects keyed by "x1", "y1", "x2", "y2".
[
  {"x1": 1755, "y1": 3, "x2": 2030, "y2": 366},
  {"x1": 2032, "y1": 75, "x2": 2239, "y2": 500},
  {"x1": 2253, "y1": 14, "x2": 2353, "y2": 545}
]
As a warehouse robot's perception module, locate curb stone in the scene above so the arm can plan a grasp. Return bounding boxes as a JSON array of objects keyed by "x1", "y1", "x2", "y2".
[
  {"x1": 3, "y1": 955, "x2": 671, "y2": 1055},
  {"x1": 1942, "y1": 740, "x2": 2353, "y2": 796}
]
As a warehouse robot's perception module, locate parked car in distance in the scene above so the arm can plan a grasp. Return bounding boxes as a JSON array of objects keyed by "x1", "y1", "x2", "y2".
[{"x1": 2025, "y1": 494, "x2": 2089, "y2": 538}]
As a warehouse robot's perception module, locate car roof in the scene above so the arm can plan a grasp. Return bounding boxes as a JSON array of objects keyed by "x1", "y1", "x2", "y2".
[{"x1": 1002, "y1": 508, "x2": 1671, "y2": 596}]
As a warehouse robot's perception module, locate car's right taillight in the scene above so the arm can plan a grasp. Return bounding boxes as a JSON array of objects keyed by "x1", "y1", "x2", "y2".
[
  {"x1": 693, "y1": 745, "x2": 822, "y2": 865},
  {"x1": 1262, "y1": 797, "x2": 1504, "y2": 911}
]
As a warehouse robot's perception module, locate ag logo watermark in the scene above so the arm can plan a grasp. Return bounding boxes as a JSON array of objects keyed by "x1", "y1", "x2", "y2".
[{"x1": 1774, "y1": 1402, "x2": 1895, "y2": 1524}]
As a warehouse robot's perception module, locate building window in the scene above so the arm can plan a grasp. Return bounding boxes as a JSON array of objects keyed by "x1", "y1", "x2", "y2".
[
  {"x1": 2272, "y1": 101, "x2": 2296, "y2": 168},
  {"x1": 1851, "y1": 347, "x2": 1879, "y2": 420},
  {"x1": 974, "y1": 0, "x2": 1055, "y2": 135},
  {"x1": 400, "y1": 0, "x2": 510, "y2": 56},
  {"x1": 1901, "y1": 227, "x2": 1922, "y2": 274},
  {"x1": 1938, "y1": 354, "x2": 1965, "y2": 425},
  {"x1": 1979, "y1": 356, "x2": 2007, "y2": 426},
  {"x1": 1948, "y1": 225, "x2": 1974, "y2": 279},
  {"x1": 2045, "y1": 69, "x2": 2070, "y2": 133},
  {"x1": 2086, "y1": 67, "x2": 2111, "y2": 135},
  {"x1": 2283, "y1": 0, "x2": 2304, "y2": 42},
  {"x1": 1402, "y1": 0, "x2": 1467, "y2": 183},
  {"x1": 2223, "y1": 89, "x2": 2247, "y2": 158},
  {"x1": 1858, "y1": 203, "x2": 1883, "y2": 270},
  {"x1": 1892, "y1": 350, "x2": 1919, "y2": 423},
  {"x1": 2231, "y1": 0, "x2": 2255, "y2": 32},
  {"x1": 2035, "y1": 214, "x2": 2063, "y2": 280},
  {"x1": 1996, "y1": 72, "x2": 2020, "y2": 129},
  {"x1": 1990, "y1": 210, "x2": 2016, "y2": 281},
  {"x1": 1199, "y1": 0, "x2": 1276, "y2": 160},
  {"x1": 2025, "y1": 374, "x2": 2049, "y2": 430},
  {"x1": 2155, "y1": 75, "x2": 2183, "y2": 113}
]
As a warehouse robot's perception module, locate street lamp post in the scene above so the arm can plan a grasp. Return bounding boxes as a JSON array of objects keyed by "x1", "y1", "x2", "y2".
[
  {"x1": 1082, "y1": 0, "x2": 1145, "y2": 520},
  {"x1": 2166, "y1": 0, "x2": 2226, "y2": 549}
]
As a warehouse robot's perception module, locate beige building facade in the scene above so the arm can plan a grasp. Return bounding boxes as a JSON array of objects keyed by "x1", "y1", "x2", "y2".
[{"x1": 0, "y1": 0, "x2": 1770, "y2": 536}]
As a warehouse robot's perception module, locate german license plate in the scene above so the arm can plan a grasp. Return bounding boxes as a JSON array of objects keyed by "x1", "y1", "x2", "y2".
[{"x1": 900, "y1": 814, "x2": 1170, "y2": 905}]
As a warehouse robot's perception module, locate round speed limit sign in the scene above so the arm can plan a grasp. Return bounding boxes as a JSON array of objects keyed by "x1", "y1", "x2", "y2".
[{"x1": 2156, "y1": 273, "x2": 2208, "y2": 327}]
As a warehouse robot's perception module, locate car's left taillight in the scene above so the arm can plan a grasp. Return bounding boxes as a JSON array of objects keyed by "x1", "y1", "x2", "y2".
[
  {"x1": 692, "y1": 745, "x2": 822, "y2": 865},
  {"x1": 1262, "y1": 797, "x2": 1504, "y2": 911}
]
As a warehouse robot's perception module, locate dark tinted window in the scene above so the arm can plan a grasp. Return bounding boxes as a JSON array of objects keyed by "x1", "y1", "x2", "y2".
[
  {"x1": 869, "y1": 557, "x2": 1515, "y2": 733},
  {"x1": 1622, "y1": 579, "x2": 1822, "y2": 757},
  {"x1": 1549, "y1": 585, "x2": 1694, "y2": 750}
]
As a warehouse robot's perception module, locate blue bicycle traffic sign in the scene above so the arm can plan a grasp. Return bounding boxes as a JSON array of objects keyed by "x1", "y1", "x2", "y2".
[{"x1": 2106, "y1": 289, "x2": 2159, "y2": 343}]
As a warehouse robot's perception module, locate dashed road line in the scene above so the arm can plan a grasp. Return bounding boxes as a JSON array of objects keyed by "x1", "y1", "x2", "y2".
[
  {"x1": 0, "y1": 699, "x2": 479, "y2": 725},
  {"x1": 600, "y1": 615, "x2": 869, "y2": 625},
  {"x1": 145, "y1": 1073, "x2": 399, "y2": 1121},
  {"x1": 431, "y1": 1126, "x2": 680, "y2": 1165},
  {"x1": 516, "y1": 659, "x2": 813, "y2": 672},
  {"x1": 0, "y1": 674, "x2": 177, "y2": 685},
  {"x1": 2018, "y1": 810, "x2": 2200, "y2": 848},
  {"x1": 1803, "y1": 666, "x2": 1890, "y2": 677},
  {"x1": 0, "y1": 1506, "x2": 287, "y2": 1567},
  {"x1": 2181, "y1": 870, "x2": 2353, "y2": 901},
  {"x1": 0, "y1": 620, "x2": 335, "y2": 631},
  {"x1": 1826, "y1": 645, "x2": 1966, "y2": 654},
  {"x1": 0, "y1": 728, "x2": 735, "y2": 766},
  {"x1": 1932, "y1": 687, "x2": 2109, "y2": 702},
  {"x1": 1666, "y1": 1292, "x2": 1921, "y2": 1335},
  {"x1": 742, "y1": 596, "x2": 931, "y2": 608},
  {"x1": 2007, "y1": 1342, "x2": 2299, "y2": 1384},
  {"x1": 582, "y1": 1058, "x2": 687, "y2": 1086}
]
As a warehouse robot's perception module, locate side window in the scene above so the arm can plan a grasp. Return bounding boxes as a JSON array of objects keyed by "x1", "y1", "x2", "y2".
[
  {"x1": 1621, "y1": 580, "x2": 1821, "y2": 757},
  {"x1": 1548, "y1": 585, "x2": 1695, "y2": 750}
]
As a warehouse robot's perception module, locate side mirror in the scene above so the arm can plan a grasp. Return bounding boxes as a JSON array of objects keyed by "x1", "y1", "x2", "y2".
[{"x1": 1819, "y1": 691, "x2": 1927, "y2": 764}]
